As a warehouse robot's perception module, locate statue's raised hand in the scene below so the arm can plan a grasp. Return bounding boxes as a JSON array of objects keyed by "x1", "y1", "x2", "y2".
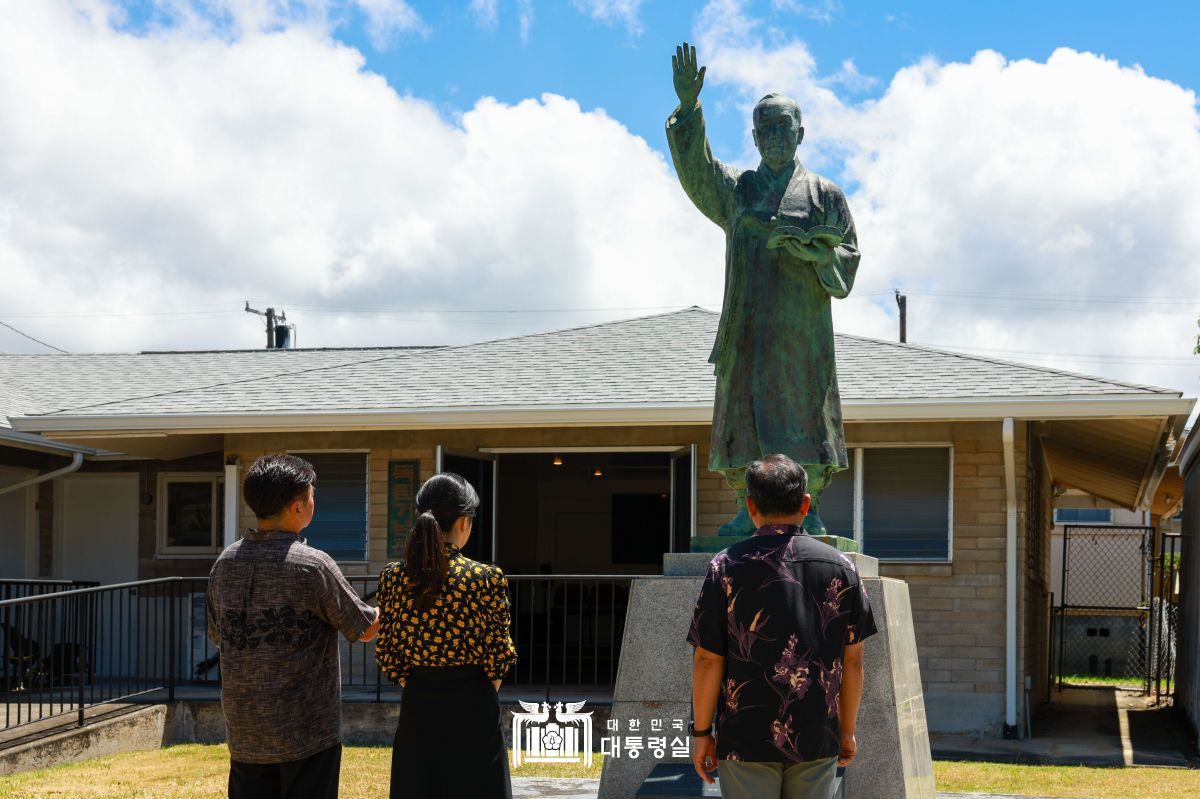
[{"x1": 672, "y1": 42, "x2": 706, "y2": 109}]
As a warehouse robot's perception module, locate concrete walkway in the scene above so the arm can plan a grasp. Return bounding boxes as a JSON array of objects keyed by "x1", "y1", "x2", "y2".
[{"x1": 932, "y1": 687, "x2": 1196, "y2": 768}]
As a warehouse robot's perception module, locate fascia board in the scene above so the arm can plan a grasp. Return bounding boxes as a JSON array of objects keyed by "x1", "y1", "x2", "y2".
[
  {"x1": 10, "y1": 394, "x2": 1195, "y2": 435},
  {"x1": 0, "y1": 428, "x2": 102, "y2": 456}
]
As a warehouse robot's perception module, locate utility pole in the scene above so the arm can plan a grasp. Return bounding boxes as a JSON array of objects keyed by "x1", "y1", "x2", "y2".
[
  {"x1": 894, "y1": 290, "x2": 907, "y2": 343},
  {"x1": 245, "y1": 302, "x2": 289, "y2": 349}
]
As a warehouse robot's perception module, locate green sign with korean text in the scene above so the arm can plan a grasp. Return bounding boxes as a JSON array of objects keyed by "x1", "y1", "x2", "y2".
[{"x1": 387, "y1": 459, "x2": 420, "y2": 558}]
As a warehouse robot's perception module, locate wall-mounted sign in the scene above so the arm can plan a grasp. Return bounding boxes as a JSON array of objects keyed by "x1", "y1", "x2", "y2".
[{"x1": 387, "y1": 459, "x2": 420, "y2": 559}]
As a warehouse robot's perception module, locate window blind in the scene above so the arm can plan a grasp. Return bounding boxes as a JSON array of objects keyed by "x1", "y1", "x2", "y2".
[
  {"x1": 861, "y1": 448, "x2": 950, "y2": 560},
  {"x1": 298, "y1": 452, "x2": 369, "y2": 561}
]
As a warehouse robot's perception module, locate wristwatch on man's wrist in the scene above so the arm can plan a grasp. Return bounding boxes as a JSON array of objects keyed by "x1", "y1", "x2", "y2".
[{"x1": 688, "y1": 722, "x2": 713, "y2": 738}]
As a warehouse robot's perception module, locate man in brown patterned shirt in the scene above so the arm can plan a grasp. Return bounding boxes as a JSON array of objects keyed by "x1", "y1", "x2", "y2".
[{"x1": 207, "y1": 454, "x2": 380, "y2": 799}]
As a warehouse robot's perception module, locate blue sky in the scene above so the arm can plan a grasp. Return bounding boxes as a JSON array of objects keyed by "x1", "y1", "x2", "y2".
[
  {"x1": 116, "y1": 1, "x2": 1200, "y2": 171},
  {"x1": 1, "y1": 0, "x2": 1198, "y2": 411},
  {"x1": 336, "y1": 1, "x2": 1199, "y2": 166}
]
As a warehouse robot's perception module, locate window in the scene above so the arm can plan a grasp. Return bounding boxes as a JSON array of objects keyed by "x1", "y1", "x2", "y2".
[
  {"x1": 1053, "y1": 507, "x2": 1113, "y2": 525},
  {"x1": 159, "y1": 474, "x2": 224, "y2": 554},
  {"x1": 816, "y1": 446, "x2": 952, "y2": 562},
  {"x1": 294, "y1": 451, "x2": 369, "y2": 562}
]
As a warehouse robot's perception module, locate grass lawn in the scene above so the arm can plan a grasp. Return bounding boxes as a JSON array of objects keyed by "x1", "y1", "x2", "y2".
[
  {"x1": 932, "y1": 761, "x2": 1200, "y2": 798},
  {"x1": 1, "y1": 746, "x2": 1198, "y2": 798}
]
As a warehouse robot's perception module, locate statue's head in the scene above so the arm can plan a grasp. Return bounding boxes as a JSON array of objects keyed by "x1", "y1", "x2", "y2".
[{"x1": 752, "y1": 93, "x2": 804, "y2": 170}]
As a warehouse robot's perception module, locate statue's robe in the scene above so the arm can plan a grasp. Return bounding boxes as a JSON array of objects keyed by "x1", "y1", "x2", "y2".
[{"x1": 666, "y1": 101, "x2": 860, "y2": 477}]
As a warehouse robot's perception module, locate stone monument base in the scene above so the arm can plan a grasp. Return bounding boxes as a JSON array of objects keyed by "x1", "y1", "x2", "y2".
[{"x1": 598, "y1": 551, "x2": 933, "y2": 799}]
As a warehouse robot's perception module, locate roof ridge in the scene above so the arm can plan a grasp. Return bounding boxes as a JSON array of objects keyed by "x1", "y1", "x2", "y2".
[
  {"x1": 408, "y1": 305, "x2": 718, "y2": 354},
  {"x1": 833, "y1": 331, "x2": 1180, "y2": 396}
]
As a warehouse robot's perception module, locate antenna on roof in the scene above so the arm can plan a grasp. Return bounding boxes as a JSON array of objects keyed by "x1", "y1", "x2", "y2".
[
  {"x1": 894, "y1": 289, "x2": 907, "y2": 344},
  {"x1": 244, "y1": 302, "x2": 296, "y2": 350}
]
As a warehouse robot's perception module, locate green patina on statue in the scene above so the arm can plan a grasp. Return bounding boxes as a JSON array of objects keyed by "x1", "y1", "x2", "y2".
[{"x1": 667, "y1": 42, "x2": 860, "y2": 548}]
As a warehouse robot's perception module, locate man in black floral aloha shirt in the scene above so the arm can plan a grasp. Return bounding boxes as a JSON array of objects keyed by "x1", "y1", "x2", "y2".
[{"x1": 686, "y1": 454, "x2": 877, "y2": 798}]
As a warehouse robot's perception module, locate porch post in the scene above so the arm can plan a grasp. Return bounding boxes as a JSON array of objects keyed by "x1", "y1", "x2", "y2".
[{"x1": 223, "y1": 459, "x2": 240, "y2": 549}]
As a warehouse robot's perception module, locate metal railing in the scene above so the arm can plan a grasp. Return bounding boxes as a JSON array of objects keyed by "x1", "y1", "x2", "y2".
[
  {"x1": 0, "y1": 579, "x2": 99, "y2": 602},
  {"x1": 2, "y1": 574, "x2": 633, "y2": 732},
  {"x1": 2, "y1": 578, "x2": 211, "y2": 733}
]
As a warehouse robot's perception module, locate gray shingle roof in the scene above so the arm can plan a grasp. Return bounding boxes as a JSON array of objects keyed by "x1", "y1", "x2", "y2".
[
  {"x1": 0, "y1": 381, "x2": 33, "y2": 429},
  {"x1": 0, "y1": 308, "x2": 1180, "y2": 423}
]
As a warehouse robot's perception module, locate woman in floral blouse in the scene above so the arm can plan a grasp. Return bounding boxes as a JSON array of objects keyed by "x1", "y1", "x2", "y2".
[{"x1": 375, "y1": 472, "x2": 517, "y2": 799}]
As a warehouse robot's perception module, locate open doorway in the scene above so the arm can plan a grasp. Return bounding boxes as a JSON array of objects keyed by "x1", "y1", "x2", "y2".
[{"x1": 495, "y1": 451, "x2": 682, "y2": 575}]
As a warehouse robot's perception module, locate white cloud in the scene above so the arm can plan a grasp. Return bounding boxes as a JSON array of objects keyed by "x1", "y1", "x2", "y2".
[
  {"x1": 572, "y1": 0, "x2": 645, "y2": 35},
  {"x1": 517, "y1": 0, "x2": 534, "y2": 43},
  {"x1": 468, "y1": 0, "x2": 499, "y2": 30},
  {"x1": 123, "y1": 0, "x2": 427, "y2": 45},
  {"x1": 771, "y1": 0, "x2": 839, "y2": 24},
  {"x1": 353, "y1": 0, "x2": 428, "y2": 48},
  {"x1": 0, "y1": 1, "x2": 723, "y2": 353},
  {"x1": 694, "y1": 0, "x2": 1200, "y2": 403}
]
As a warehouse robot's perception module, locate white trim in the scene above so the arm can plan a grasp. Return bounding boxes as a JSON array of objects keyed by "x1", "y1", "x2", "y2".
[
  {"x1": 845, "y1": 441, "x2": 954, "y2": 448},
  {"x1": 157, "y1": 472, "x2": 225, "y2": 555},
  {"x1": 690, "y1": 442, "x2": 698, "y2": 540},
  {"x1": 287, "y1": 448, "x2": 372, "y2": 454},
  {"x1": 480, "y1": 446, "x2": 687, "y2": 453},
  {"x1": 223, "y1": 462, "x2": 240, "y2": 549},
  {"x1": 948, "y1": 446, "x2": 955, "y2": 563},
  {"x1": 492, "y1": 458, "x2": 499, "y2": 562},
  {"x1": 668, "y1": 452, "x2": 677, "y2": 553},
  {"x1": 13, "y1": 394, "x2": 1195, "y2": 434},
  {"x1": 852, "y1": 448, "x2": 864, "y2": 547}
]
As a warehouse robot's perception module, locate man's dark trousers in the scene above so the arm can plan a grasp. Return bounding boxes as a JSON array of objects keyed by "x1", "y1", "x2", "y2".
[{"x1": 228, "y1": 743, "x2": 341, "y2": 799}]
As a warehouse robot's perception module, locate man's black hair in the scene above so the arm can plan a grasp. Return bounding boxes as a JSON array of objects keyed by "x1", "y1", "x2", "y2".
[
  {"x1": 243, "y1": 454, "x2": 316, "y2": 519},
  {"x1": 745, "y1": 454, "x2": 809, "y2": 517}
]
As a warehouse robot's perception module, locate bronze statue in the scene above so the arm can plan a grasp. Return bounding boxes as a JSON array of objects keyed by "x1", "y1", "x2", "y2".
[{"x1": 667, "y1": 42, "x2": 860, "y2": 539}]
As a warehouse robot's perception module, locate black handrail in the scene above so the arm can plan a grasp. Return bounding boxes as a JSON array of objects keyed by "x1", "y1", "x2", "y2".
[{"x1": 2, "y1": 573, "x2": 636, "y2": 733}]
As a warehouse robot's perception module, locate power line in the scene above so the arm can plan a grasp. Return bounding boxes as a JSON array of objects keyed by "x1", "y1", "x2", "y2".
[
  {"x1": 0, "y1": 320, "x2": 68, "y2": 354},
  {"x1": 919, "y1": 341, "x2": 1197, "y2": 365}
]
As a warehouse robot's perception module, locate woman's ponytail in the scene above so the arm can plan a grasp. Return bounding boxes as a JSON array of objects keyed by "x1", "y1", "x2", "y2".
[
  {"x1": 403, "y1": 472, "x2": 480, "y2": 609},
  {"x1": 405, "y1": 510, "x2": 449, "y2": 608}
]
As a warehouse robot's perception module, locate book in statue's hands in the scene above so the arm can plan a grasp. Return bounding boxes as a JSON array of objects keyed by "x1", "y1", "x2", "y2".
[{"x1": 768, "y1": 224, "x2": 843, "y2": 248}]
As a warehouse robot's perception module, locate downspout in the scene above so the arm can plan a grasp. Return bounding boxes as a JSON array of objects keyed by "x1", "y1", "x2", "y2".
[
  {"x1": 1002, "y1": 417, "x2": 1018, "y2": 738},
  {"x1": 0, "y1": 452, "x2": 84, "y2": 497}
]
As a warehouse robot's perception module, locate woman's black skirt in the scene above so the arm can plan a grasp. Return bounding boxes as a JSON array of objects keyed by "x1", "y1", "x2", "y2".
[{"x1": 390, "y1": 664, "x2": 512, "y2": 799}]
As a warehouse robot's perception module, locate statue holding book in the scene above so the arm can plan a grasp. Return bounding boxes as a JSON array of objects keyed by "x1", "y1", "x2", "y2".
[{"x1": 667, "y1": 42, "x2": 860, "y2": 542}]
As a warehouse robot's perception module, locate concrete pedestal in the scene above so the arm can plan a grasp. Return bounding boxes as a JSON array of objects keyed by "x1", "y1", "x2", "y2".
[
  {"x1": 599, "y1": 552, "x2": 930, "y2": 798},
  {"x1": 845, "y1": 577, "x2": 936, "y2": 798}
]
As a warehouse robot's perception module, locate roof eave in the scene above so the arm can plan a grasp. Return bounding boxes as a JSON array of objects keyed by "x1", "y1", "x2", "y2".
[
  {"x1": 1179, "y1": 425, "x2": 1200, "y2": 477},
  {"x1": 1132, "y1": 413, "x2": 1187, "y2": 512},
  {"x1": 0, "y1": 427, "x2": 103, "y2": 456},
  {"x1": 9, "y1": 394, "x2": 1195, "y2": 436}
]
